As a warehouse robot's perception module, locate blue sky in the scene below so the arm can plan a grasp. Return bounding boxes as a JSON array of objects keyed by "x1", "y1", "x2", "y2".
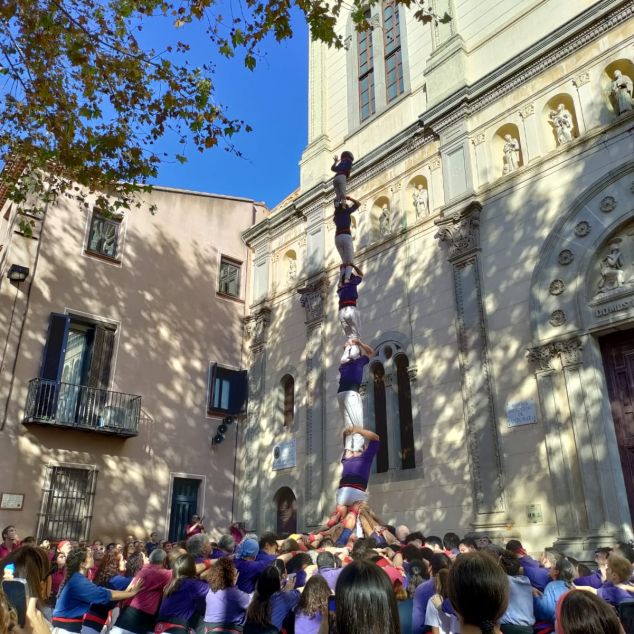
[{"x1": 149, "y1": 10, "x2": 309, "y2": 209}]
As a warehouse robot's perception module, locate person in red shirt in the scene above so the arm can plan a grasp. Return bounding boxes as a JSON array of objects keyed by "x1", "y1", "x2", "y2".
[
  {"x1": 185, "y1": 514, "x2": 204, "y2": 538},
  {"x1": 0, "y1": 526, "x2": 20, "y2": 560}
]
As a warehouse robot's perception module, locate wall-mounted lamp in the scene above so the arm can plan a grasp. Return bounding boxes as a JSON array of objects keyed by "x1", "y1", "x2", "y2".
[{"x1": 7, "y1": 264, "x2": 30, "y2": 282}]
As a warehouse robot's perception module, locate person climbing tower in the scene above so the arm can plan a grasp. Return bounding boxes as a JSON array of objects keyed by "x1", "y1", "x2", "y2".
[
  {"x1": 334, "y1": 195, "x2": 360, "y2": 284},
  {"x1": 331, "y1": 151, "x2": 354, "y2": 206},
  {"x1": 338, "y1": 268, "x2": 363, "y2": 340}
]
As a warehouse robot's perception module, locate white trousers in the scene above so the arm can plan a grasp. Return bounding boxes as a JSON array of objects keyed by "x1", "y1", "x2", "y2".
[
  {"x1": 339, "y1": 306, "x2": 361, "y2": 339},
  {"x1": 333, "y1": 174, "x2": 347, "y2": 205},
  {"x1": 335, "y1": 233, "x2": 354, "y2": 282},
  {"x1": 337, "y1": 390, "x2": 365, "y2": 451},
  {"x1": 336, "y1": 486, "x2": 368, "y2": 506}
]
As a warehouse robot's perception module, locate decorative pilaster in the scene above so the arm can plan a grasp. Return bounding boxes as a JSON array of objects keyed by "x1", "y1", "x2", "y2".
[
  {"x1": 240, "y1": 305, "x2": 272, "y2": 531},
  {"x1": 470, "y1": 133, "x2": 489, "y2": 189},
  {"x1": 297, "y1": 277, "x2": 328, "y2": 526},
  {"x1": 435, "y1": 201, "x2": 505, "y2": 516},
  {"x1": 518, "y1": 102, "x2": 540, "y2": 162}
]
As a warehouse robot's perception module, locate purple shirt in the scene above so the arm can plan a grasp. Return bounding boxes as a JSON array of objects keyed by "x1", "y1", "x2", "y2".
[
  {"x1": 204, "y1": 587, "x2": 250, "y2": 624},
  {"x1": 338, "y1": 356, "x2": 369, "y2": 392},
  {"x1": 234, "y1": 559, "x2": 269, "y2": 594},
  {"x1": 255, "y1": 550, "x2": 278, "y2": 564},
  {"x1": 270, "y1": 590, "x2": 300, "y2": 629},
  {"x1": 158, "y1": 577, "x2": 209, "y2": 621},
  {"x1": 318, "y1": 567, "x2": 342, "y2": 592},
  {"x1": 597, "y1": 581, "x2": 634, "y2": 606},
  {"x1": 337, "y1": 275, "x2": 362, "y2": 309},
  {"x1": 295, "y1": 611, "x2": 323, "y2": 634},
  {"x1": 339, "y1": 439, "x2": 380, "y2": 490},
  {"x1": 574, "y1": 570, "x2": 603, "y2": 589},
  {"x1": 523, "y1": 564, "x2": 550, "y2": 592},
  {"x1": 519, "y1": 555, "x2": 540, "y2": 569},
  {"x1": 333, "y1": 202, "x2": 359, "y2": 234},
  {"x1": 332, "y1": 158, "x2": 352, "y2": 177},
  {"x1": 412, "y1": 578, "x2": 435, "y2": 634}
]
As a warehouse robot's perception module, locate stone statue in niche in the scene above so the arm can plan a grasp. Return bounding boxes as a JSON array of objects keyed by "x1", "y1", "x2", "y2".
[
  {"x1": 612, "y1": 70, "x2": 633, "y2": 115},
  {"x1": 379, "y1": 204, "x2": 391, "y2": 238},
  {"x1": 597, "y1": 240, "x2": 625, "y2": 293},
  {"x1": 502, "y1": 134, "x2": 520, "y2": 174},
  {"x1": 548, "y1": 104, "x2": 574, "y2": 145},
  {"x1": 413, "y1": 184, "x2": 429, "y2": 218},
  {"x1": 287, "y1": 257, "x2": 297, "y2": 281}
]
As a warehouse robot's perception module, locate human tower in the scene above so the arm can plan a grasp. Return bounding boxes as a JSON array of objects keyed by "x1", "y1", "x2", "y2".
[{"x1": 308, "y1": 152, "x2": 398, "y2": 548}]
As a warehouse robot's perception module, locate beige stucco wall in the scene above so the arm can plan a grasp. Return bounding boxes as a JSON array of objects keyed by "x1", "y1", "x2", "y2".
[{"x1": 0, "y1": 186, "x2": 265, "y2": 541}]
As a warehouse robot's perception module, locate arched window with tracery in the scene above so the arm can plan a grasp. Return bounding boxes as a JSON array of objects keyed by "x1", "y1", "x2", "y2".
[
  {"x1": 395, "y1": 354, "x2": 415, "y2": 469},
  {"x1": 366, "y1": 341, "x2": 416, "y2": 472},
  {"x1": 280, "y1": 374, "x2": 294, "y2": 427},
  {"x1": 372, "y1": 361, "x2": 389, "y2": 473}
]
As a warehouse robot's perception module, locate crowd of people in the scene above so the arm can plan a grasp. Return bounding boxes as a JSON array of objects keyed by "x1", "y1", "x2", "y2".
[{"x1": 1, "y1": 521, "x2": 633, "y2": 634}]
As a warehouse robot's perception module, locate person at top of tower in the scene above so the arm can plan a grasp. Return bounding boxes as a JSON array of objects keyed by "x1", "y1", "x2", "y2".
[
  {"x1": 338, "y1": 268, "x2": 363, "y2": 340},
  {"x1": 338, "y1": 339, "x2": 374, "y2": 453},
  {"x1": 332, "y1": 151, "x2": 354, "y2": 206},
  {"x1": 334, "y1": 195, "x2": 361, "y2": 284}
]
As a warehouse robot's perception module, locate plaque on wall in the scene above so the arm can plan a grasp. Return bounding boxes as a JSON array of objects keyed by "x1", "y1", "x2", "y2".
[
  {"x1": 506, "y1": 400, "x2": 537, "y2": 427},
  {"x1": 0, "y1": 493, "x2": 24, "y2": 510},
  {"x1": 272, "y1": 440, "x2": 296, "y2": 471}
]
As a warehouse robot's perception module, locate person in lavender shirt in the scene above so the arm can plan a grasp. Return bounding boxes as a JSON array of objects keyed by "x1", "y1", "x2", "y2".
[
  {"x1": 329, "y1": 426, "x2": 380, "y2": 547},
  {"x1": 200, "y1": 557, "x2": 250, "y2": 631},
  {"x1": 315, "y1": 552, "x2": 342, "y2": 592},
  {"x1": 576, "y1": 553, "x2": 634, "y2": 607},
  {"x1": 573, "y1": 547, "x2": 612, "y2": 589},
  {"x1": 294, "y1": 575, "x2": 331, "y2": 634}
]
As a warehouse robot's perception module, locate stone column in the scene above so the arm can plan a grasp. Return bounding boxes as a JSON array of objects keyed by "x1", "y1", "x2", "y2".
[
  {"x1": 572, "y1": 72, "x2": 592, "y2": 134},
  {"x1": 429, "y1": 158, "x2": 444, "y2": 212},
  {"x1": 298, "y1": 277, "x2": 327, "y2": 527},
  {"x1": 240, "y1": 306, "x2": 271, "y2": 532},
  {"x1": 518, "y1": 104, "x2": 540, "y2": 162},
  {"x1": 435, "y1": 201, "x2": 506, "y2": 517},
  {"x1": 528, "y1": 336, "x2": 627, "y2": 549}
]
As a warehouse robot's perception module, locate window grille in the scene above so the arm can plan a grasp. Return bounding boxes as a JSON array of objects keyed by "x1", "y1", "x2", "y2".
[
  {"x1": 37, "y1": 466, "x2": 97, "y2": 541},
  {"x1": 87, "y1": 214, "x2": 120, "y2": 259}
]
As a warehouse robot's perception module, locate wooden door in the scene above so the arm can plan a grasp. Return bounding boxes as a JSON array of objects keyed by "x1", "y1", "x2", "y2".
[
  {"x1": 600, "y1": 331, "x2": 634, "y2": 521},
  {"x1": 169, "y1": 478, "x2": 200, "y2": 542}
]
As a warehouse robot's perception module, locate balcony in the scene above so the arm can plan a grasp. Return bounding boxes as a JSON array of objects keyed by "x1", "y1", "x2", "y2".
[{"x1": 23, "y1": 379, "x2": 141, "y2": 437}]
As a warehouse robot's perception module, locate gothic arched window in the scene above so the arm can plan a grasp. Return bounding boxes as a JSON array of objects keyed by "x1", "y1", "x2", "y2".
[
  {"x1": 366, "y1": 342, "x2": 416, "y2": 472},
  {"x1": 395, "y1": 354, "x2": 415, "y2": 469},
  {"x1": 280, "y1": 374, "x2": 295, "y2": 427}
]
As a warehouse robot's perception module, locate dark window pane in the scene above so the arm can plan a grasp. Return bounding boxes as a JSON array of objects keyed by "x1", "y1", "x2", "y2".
[
  {"x1": 88, "y1": 214, "x2": 120, "y2": 258},
  {"x1": 209, "y1": 365, "x2": 248, "y2": 414},
  {"x1": 219, "y1": 257, "x2": 241, "y2": 297}
]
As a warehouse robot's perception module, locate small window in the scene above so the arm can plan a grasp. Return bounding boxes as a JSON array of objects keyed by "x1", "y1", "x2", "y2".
[
  {"x1": 219, "y1": 257, "x2": 242, "y2": 298},
  {"x1": 208, "y1": 363, "x2": 247, "y2": 415},
  {"x1": 87, "y1": 214, "x2": 121, "y2": 260},
  {"x1": 281, "y1": 375, "x2": 295, "y2": 427}
]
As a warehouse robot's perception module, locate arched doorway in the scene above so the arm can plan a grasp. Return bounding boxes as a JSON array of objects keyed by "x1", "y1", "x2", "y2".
[{"x1": 274, "y1": 487, "x2": 297, "y2": 536}]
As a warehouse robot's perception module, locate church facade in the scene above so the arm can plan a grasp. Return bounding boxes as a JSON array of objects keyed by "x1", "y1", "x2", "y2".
[{"x1": 237, "y1": 0, "x2": 634, "y2": 555}]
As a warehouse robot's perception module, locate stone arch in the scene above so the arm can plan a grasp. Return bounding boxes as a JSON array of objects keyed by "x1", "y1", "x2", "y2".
[
  {"x1": 529, "y1": 161, "x2": 634, "y2": 342},
  {"x1": 406, "y1": 175, "x2": 430, "y2": 225},
  {"x1": 491, "y1": 122, "x2": 523, "y2": 179},
  {"x1": 284, "y1": 249, "x2": 298, "y2": 284},
  {"x1": 273, "y1": 486, "x2": 297, "y2": 536},
  {"x1": 602, "y1": 58, "x2": 634, "y2": 119},
  {"x1": 541, "y1": 93, "x2": 579, "y2": 152},
  {"x1": 527, "y1": 162, "x2": 634, "y2": 543}
]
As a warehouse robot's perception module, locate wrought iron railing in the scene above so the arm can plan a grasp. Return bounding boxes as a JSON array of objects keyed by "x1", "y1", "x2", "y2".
[{"x1": 24, "y1": 379, "x2": 141, "y2": 437}]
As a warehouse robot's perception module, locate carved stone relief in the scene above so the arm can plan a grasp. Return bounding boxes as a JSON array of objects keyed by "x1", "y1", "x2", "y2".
[
  {"x1": 435, "y1": 201, "x2": 482, "y2": 263},
  {"x1": 558, "y1": 249, "x2": 574, "y2": 265},
  {"x1": 527, "y1": 337, "x2": 583, "y2": 372},
  {"x1": 297, "y1": 277, "x2": 328, "y2": 323},
  {"x1": 548, "y1": 104, "x2": 575, "y2": 145},
  {"x1": 549, "y1": 310, "x2": 567, "y2": 327},
  {"x1": 549, "y1": 279, "x2": 565, "y2": 295},
  {"x1": 244, "y1": 306, "x2": 272, "y2": 351},
  {"x1": 574, "y1": 221, "x2": 591, "y2": 237},
  {"x1": 519, "y1": 103, "x2": 535, "y2": 119},
  {"x1": 600, "y1": 196, "x2": 617, "y2": 213}
]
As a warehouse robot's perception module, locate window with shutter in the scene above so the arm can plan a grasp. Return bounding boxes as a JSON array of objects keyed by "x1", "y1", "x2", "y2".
[
  {"x1": 87, "y1": 214, "x2": 121, "y2": 260},
  {"x1": 208, "y1": 364, "x2": 248, "y2": 415}
]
